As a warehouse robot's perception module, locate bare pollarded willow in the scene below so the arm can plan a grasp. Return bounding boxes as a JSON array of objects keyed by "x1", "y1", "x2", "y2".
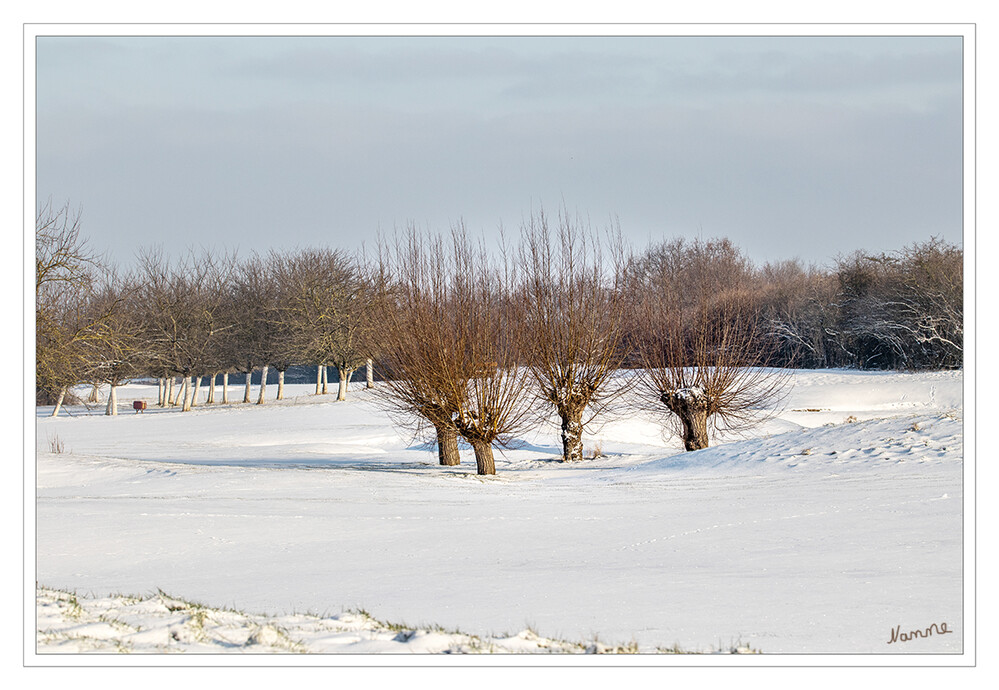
[
  {"x1": 371, "y1": 229, "x2": 468, "y2": 466},
  {"x1": 373, "y1": 225, "x2": 536, "y2": 475},
  {"x1": 519, "y1": 209, "x2": 629, "y2": 462},
  {"x1": 445, "y1": 226, "x2": 536, "y2": 474},
  {"x1": 628, "y1": 239, "x2": 791, "y2": 451}
]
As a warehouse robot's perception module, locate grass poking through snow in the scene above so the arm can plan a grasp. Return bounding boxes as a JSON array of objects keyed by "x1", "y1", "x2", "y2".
[{"x1": 36, "y1": 585, "x2": 759, "y2": 655}]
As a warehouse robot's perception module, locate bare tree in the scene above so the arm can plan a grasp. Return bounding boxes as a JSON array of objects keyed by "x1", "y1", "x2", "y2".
[
  {"x1": 279, "y1": 248, "x2": 372, "y2": 402},
  {"x1": 83, "y1": 272, "x2": 146, "y2": 415},
  {"x1": 206, "y1": 284, "x2": 245, "y2": 405},
  {"x1": 36, "y1": 286, "x2": 96, "y2": 415},
  {"x1": 628, "y1": 238, "x2": 789, "y2": 450},
  {"x1": 219, "y1": 260, "x2": 267, "y2": 403},
  {"x1": 37, "y1": 280, "x2": 87, "y2": 414},
  {"x1": 373, "y1": 225, "x2": 536, "y2": 475},
  {"x1": 371, "y1": 229, "x2": 467, "y2": 466},
  {"x1": 137, "y1": 248, "x2": 234, "y2": 412},
  {"x1": 263, "y1": 253, "x2": 296, "y2": 402},
  {"x1": 519, "y1": 208, "x2": 628, "y2": 462},
  {"x1": 36, "y1": 201, "x2": 96, "y2": 293},
  {"x1": 35, "y1": 202, "x2": 114, "y2": 414},
  {"x1": 227, "y1": 255, "x2": 290, "y2": 405},
  {"x1": 442, "y1": 226, "x2": 536, "y2": 475},
  {"x1": 328, "y1": 269, "x2": 374, "y2": 402}
]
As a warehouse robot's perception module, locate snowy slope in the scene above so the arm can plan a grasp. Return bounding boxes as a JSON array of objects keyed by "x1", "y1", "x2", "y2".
[{"x1": 33, "y1": 369, "x2": 965, "y2": 654}]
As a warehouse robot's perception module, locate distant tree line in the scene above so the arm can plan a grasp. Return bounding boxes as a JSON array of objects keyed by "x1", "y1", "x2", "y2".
[
  {"x1": 36, "y1": 201, "x2": 377, "y2": 418},
  {"x1": 624, "y1": 233, "x2": 963, "y2": 372},
  {"x1": 36, "y1": 201, "x2": 963, "y2": 473}
]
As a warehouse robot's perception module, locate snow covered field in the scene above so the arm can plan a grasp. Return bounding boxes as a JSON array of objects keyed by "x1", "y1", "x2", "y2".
[{"x1": 32, "y1": 369, "x2": 966, "y2": 656}]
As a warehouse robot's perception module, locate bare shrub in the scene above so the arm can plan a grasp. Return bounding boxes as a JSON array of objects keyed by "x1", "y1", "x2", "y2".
[
  {"x1": 837, "y1": 238, "x2": 963, "y2": 370},
  {"x1": 756, "y1": 259, "x2": 846, "y2": 369}
]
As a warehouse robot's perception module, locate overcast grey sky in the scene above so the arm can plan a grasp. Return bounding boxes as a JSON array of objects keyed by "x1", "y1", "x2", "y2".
[{"x1": 34, "y1": 34, "x2": 964, "y2": 268}]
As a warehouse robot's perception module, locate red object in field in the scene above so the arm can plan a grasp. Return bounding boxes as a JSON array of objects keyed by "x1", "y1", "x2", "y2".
[{"x1": 133, "y1": 400, "x2": 147, "y2": 413}]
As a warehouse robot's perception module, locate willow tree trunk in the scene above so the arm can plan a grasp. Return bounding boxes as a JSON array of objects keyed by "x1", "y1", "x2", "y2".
[
  {"x1": 88, "y1": 383, "x2": 100, "y2": 403},
  {"x1": 207, "y1": 374, "x2": 216, "y2": 404},
  {"x1": 51, "y1": 386, "x2": 67, "y2": 417},
  {"x1": 276, "y1": 370, "x2": 285, "y2": 400},
  {"x1": 662, "y1": 387, "x2": 710, "y2": 451},
  {"x1": 181, "y1": 376, "x2": 194, "y2": 412},
  {"x1": 366, "y1": 358, "x2": 374, "y2": 389},
  {"x1": 433, "y1": 421, "x2": 461, "y2": 466},
  {"x1": 559, "y1": 407, "x2": 584, "y2": 463},
  {"x1": 337, "y1": 367, "x2": 352, "y2": 401},
  {"x1": 243, "y1": 371, "x2": 253, "y2": 403},
  {"x1": 191, "y1": 376, "x2": 202, "y2": 407},
  {"x1": 104, "y1": 384, "x2": 118, "y2": 416},
  {"x1": 168, "y1": 377, "x2": 178, "y2": 406},
  {"x1": 322, "y1": 366, "x2": 329, "y2": 395},
  {"x1": 315, "y1": 365, "x2": 322, "y2": 395},
  {"x1": 470, "y1": 439, "x2": 496, "y2": 475},
  {"x1": 157, "y1": 378, "x2": 166, "y2": 407},
  {"x1": 257, "y1": 365, "x2": 269, "y2": 404},
  {"x1": 222, "y1": 373, "x2": 230, "y2": 404}
]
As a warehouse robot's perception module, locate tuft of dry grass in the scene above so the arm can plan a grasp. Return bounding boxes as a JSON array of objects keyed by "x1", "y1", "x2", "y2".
[{"x1": 48, "y1": 434, "x2": 65, "y2": 454}]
